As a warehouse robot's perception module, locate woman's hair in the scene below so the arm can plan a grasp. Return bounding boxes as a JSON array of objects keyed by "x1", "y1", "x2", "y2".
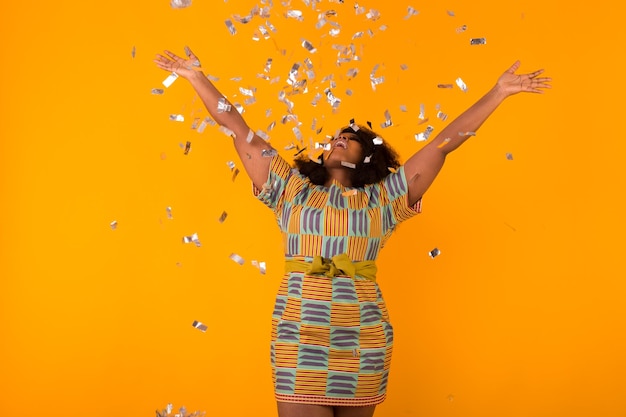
[{"x1": 293, "y1": 123, "x2": 401, "y2": 187}]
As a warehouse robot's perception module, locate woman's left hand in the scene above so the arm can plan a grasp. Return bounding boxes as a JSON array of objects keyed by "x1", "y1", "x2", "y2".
[{"x1": 497, "y1": 60, "x2": 552, "y2": 96}]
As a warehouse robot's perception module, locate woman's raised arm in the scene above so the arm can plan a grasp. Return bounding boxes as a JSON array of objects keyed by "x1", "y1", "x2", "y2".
[
  {"x1": 402, "y1": 61, "x2": 551, "y2": 206},
  {"x1": 154, "y1": 48, "x2": 274, "y2": 190}
]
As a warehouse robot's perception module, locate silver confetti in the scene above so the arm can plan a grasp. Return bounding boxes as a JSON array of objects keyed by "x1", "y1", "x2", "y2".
[
  {"x1": 217, "y1": 97, "x2": 232, "y2": 113},
  {"x1": 456, "y1": 24, "x2": 467, "y2": 33},
  {"x1": 225, "y1": 19, "x2": 237, "y2": 35},
  {"x1": 380, "y1": 109, "x2": 392, "y2": 128},
  {"x1": 366, "y1": 9, "x2": 381, "y2": 21},
  {"x1": 436, "y1": 110, "x2": 448, "y2": 121},
  {"x1": 447, "y1": 10, "x2": 455, "y2": 16},
  {"x1": 415, "y1": 125, "x2": 434, "y2": 142},
  {"x1": 170, "y1": 0, "x2": 191, "y2": 8},
  {"x1": 324, "y1": 88, "x2": 341, "y2": 109},
  {"x1": 239, "y1": 86, "x2": 256, "y2": 97},
  {"x1": 285, "y1": 10, "x2": 304, "y2": 20},
  {"x1": 428, "y1": 248, "x2": 441, "y2": 259},
  {"x1": 162, "y1": 72, "x2": 179, "y2": 88},
  {"x1": 246, "y1": 130, "x2": 254, "y2": 143},
  {"x1": 131, "y1": 46, "x2": 136, "y2": 58},
  {"x1": 197, "y1": 117, "x2": 215, "y2": 134},
  {"x1": 262, "y1": 148, "x2": 278, "y2": 158},
  {"x1": 404, "y1": 6, "x2": 419, "y2": 19},
  {"x1": 456, "y1": 77, "x2": 468, "y2": 92},
  {"x1": 418, "y1": 103, "x2": 426, "y2": 120},
  {"x1": 256, "y1": 130, "x2": 269, "y2": 141},
  {"x1": 183, "y1": 233, "x2": 201, "y2": 247},
  {"x1": 192, "y1": 320, "x2": 208, "y2": 332},
  {"x1": 218, "y1": 126, "x2": 235, "y2": 137},
  {"x1": 169, "y1": 114, "x2": 184, "y2": 122},
  {"x1": 218, "y1": 211, "x2": 228, "y2": 223},
  {"x1": 370, "y1": 64, "x2": 385, "y2": 90},
  {"x1": 506, "y1": 153, "x2": 514, "y2": 160},
  {"x1": 166, "y1": 207, "x2": 173, "y2": 219},
  {"x1": 470, "y1": 37, "x2": 487, "y2": 45},
  {"x1": 373, "y1": 137, "x2": 383, "y2": 145},
  {"x1": 151, "y1": 88, "x2": 164, "y2": 95},
  {"x1": 363, "y1": 155, "x2": 372, "y2": 163},
  {"x1": 252, "y1": 260, "x2": 267, "y2": 275},
  {"x1": 110, "y1": 220, "x2": 118, "y2": 230},
  {"x1": 400, "y1": 104, "x2": 407, "y2": 112},
  {"x1": 227, "y1": 160, "x2": 236, "y2": 170},
  {"x1": 301, "y1": 39, "x2": 317, "y2": 53},
  {"x1": 341, "y1": 161, "x2": 356, "y2": 169},
  {"x1": 229, "y1": 253, "x2": 245, "y2": 265}
]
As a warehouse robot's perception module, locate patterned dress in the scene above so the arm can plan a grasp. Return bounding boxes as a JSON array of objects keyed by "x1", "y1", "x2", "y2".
[{"x1": 255, "y1": 154, "x2": 421, "y2": 407}]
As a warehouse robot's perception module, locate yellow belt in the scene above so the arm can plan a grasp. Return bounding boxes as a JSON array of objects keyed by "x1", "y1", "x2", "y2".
[{"x1": 284, "y1": 254, "x2": 377, "y2": 282}]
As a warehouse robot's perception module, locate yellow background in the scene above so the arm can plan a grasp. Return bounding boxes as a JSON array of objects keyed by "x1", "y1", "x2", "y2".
[{"x1": 1, "y1": 1, "x2": 624, "y2": 416}]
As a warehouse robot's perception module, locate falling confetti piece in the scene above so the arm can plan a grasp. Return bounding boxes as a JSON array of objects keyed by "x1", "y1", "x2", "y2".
[
  {"x1": 170, "y1": 0, "x2": 191, "y2": 8},
  {"x1": 225, "y1": 19, "x2": 237, "y2": 35},
  {"x1": 131, "y1": 46, "x2": 136, "y2": 58},
  {"x1": 169, "y1": 114, "x2": 184, "y2": 122},
  {"x1": 232, "y1": 168, "x2": 240, "y2": 181},
  {"x1": 192, "y1": 320, "x2": 208, "y2": 332},
  {"x1": 110, "y1": 220, "x2": 118, "y2": 230},
  {"x1": 162, "y1": 72, "x2": 178, "y2": 88},
  {"x1": 262, "y1": 149, "x2": 278, "y2": 158},
  {"x1": 437, "y1": 138, "x2": 451, "y2": 148},
  {"x1": 470, "y1": 37, "x2": 487, "y2": 45},
  {"x1": 301, "y1": 38, "x2": 317, "y2": 53},
  {"x1": 506, "y1": 153, "x2": 514, "y2": 160},
  {"x1": 447, "y1": 10, "x2": 455, "y2": 16},
  {"x1": 230, "y1": 253, "x2": 245, "y2": 265},
  {"x1": 151, "y1": 88, "x2": 164, "y2": 95},
  {"x1": 183, "y1": 233, "x2": 201, "y2": 247},
  {"x1": 252, "y1": 260, "x2": 267, "y2": 275},
  {"x1": 415, "y1": 126, "x2": 434, "y2": 142},
  {"x1": 456, "y1": 24, "x2": 467, "y2": 33},
  {"x1": 218, "y1": 211, "x2": 228, "y2": 223},
  {"x1": 429, "y1": 248, "x2": 441, "y2": 258},
  {"x1": 437, "y1": 84, "x2": 454, "y2": 89},
  {"x1": 183, "y1": 141, "x2": 191, "y2": 155},
  {"x1": 166, "y1": 207, "x2": 173, "y2": 219},
  {"x1": 456, "y1": 77, "x2": 468, "y2": 92},
  {"x1": 404, "y1": 6, "x2": 419, "y2": 19},
  {"x1": 436, "y1": 110, "x2": 448, "y2": 121},
  {"x1": 217, "y1": 97, "x2": 232, "y2": 113}
]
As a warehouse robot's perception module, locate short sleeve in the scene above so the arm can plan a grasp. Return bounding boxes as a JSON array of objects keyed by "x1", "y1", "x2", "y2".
[
  {"x1": 380, "y1": 165, "x2": 422, "y2": 225},
  {"x1": 253, "y1": 154, "x2": 294, "y2": 211}
]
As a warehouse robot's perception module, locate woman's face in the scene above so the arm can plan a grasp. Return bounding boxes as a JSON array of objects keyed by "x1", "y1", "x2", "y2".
[{"x1": 323, "y1": 131, "x2": 364, "y2": 167}]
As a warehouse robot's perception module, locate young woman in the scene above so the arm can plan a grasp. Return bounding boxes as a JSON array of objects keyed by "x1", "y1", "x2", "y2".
[{"x1": 154, "y1": 48, "x2": 550, "y2": 417}]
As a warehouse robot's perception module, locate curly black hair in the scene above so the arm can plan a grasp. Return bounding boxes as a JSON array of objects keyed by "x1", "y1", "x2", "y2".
[{"x1": 293, "y1": 123, "x2": 401, "y2": 187}]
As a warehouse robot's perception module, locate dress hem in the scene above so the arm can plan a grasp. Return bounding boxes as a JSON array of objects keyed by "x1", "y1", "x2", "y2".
[{"x1": 275, "y1": 393, "x2": 386, "y2": 407}]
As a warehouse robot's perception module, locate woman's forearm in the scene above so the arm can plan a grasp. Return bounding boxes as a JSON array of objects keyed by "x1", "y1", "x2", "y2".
[
  {"x1": 428, "y1": 84, "x2": 508, "y2": 155},
  {"x1": 186, "y1": 71, "x2": 249, "y2": 138}
]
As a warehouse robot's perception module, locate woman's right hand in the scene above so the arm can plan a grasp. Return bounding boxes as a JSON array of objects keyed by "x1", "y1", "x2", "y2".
[{"x1": 153, "y1": 47, "x2": 203, "y2": 80}]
